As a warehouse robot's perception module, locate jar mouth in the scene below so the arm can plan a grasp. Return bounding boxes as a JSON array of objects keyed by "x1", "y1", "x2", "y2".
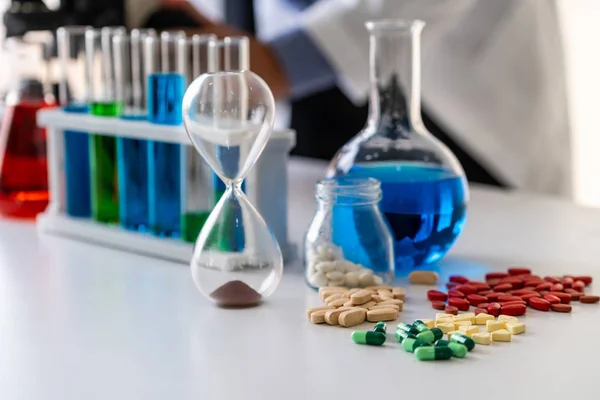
[
  {"x1": 316, "y1": 177, "x2": 382, "y2": 205},
  {"x1": 365, "y1": 19, "x2": 425, "y2": 33}
]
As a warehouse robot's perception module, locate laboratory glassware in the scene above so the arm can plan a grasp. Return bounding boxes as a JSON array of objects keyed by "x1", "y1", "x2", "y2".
[
  {"x1": 327, "y1": 20, "x2": 469, "y2": 271},
  {"x1": 113, "y1": 30, "x2": 156, "y2": 231},
  {"x1": 85, "y1": 26, "x2": 126, "y2": 223},
  {"x1": 304, "y1": 177, "x2": 394, "y2": 288},
  {"x1": 144, "y1": 32, "x2": 185, "y2": 237},
  {"x1": 180, "y1": 34, "x2": 217, "y2": 243},
  {"x1": 58, "y1": 25, "x2": 92, "y2": 218},
  {"x1": 0, "y1": 35, "x2": 56, "y2": 218},
  {"x1": 183, "y1": 70, "x2": 282, "y2": 307}
]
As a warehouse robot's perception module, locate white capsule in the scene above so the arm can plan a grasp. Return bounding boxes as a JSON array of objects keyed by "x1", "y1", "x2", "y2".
[
  {"x1": 328, "y1": 279, "x2": 346, "y2": 287},
  {"x1": 315, "y1": 261, "x2": 336, "y2": 273},
  {"x1": 310, "y1": 271, "x2": 329, "y2": 287},
  {"x1": 359, "y1": 271, "x2": 375, "y2": 287},
  {"x1": 344, "y1": 262, "x2": 362, "y2": 272},
  {"x1": 326, "y1": 271, "x2": 345, "y2": 281},
  {"x1": 344, "y1": 271, "x2": 360, "y2": 287},
  {"x1": 372, "y1": 275, "x2": 384, "y2": 285}
]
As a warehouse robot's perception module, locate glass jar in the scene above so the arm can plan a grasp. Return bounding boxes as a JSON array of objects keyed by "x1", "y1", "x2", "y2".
[
  {"x1": 327, "y1": 20, "x2": 469, "y2": 271},
  {"x1": 0, "y1": 36, "x2": 56, "y2": 218},
  {"x1": 304, "y1": 177, "x2": 394, "y2": 289}
]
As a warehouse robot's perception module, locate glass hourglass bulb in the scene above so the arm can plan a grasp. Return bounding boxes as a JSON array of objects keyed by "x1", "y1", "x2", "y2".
[{"x1": 182, "y1": 70, "x2": 283, "y2": 307}]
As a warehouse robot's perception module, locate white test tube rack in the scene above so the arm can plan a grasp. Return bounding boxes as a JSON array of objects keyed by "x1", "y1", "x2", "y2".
[{"x1": 36, "y1": 109, "x2": 297, "y2": 263}]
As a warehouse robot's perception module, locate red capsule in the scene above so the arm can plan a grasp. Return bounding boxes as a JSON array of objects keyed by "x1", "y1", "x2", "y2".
[
  {"x1": 477, "y1": 302, "x2": 489, "y2": 309},
  {"x1": 551, "y1": 303, "x2": 572, "y2": 313},
  {"x1": 487, "y1": 302, "x2": 501, "y2": 316},
  {"x1": 448, "y1": 290, "x2": 465, "y2": 299},
  {"x1": 444, "y1": 305, "x2": 459, "y2": 315},
  {"x1": 579, "y1": 295, "x2": 600, "y2": 304},
  {"x1": 572, "y1": 275, "x2": 593, "y2": 286},
  {"x1": 523, "y1": 278, "x2": 544, "y2": 286},
  {"x1": 466, "y1": 294, "x2": 488, "y2": 306},
  {"x1": 543, "y1": 294, "x2": 561, "y2": 305},
  {"x1": 449, "y1": 275, "x2": 470, "y2": 284},
  {"x1": 474, "y1": 307, "x2": 488, "y2": 315},
  {"x1": 498, "y1": 295, "x2": 522, "y2": 303},
  {"x1": 501, "y1": 300, "x2": 527, "y2": 307},
  {"x1": 550, "y1": 283, "x2": 564, "y2": 292},
  {"x1": 539, "y1": 290, "x2": 549, "y2": 296},
  {"x1": 455, "y1": 285, "x2": 477, "y2": 295},
  {"x1": 478, "y1": 290, "x2": 493, "y2": 296},
  {"x1": 529, "y1": 297, "x2": 551, "y2": 311},
  {"x1": 512, "y1": 289, "x2": 535, "y2": 296},
  {"x1": 493, "y1": 283, "x2": 513, "y2": 292},
  {"x1": 508, "y1": 267, "x2": 531, "y2": 276},
  {"x1": 486, "y1": 272, "x2": 509, "y2": 280},
  {"x1": 520, "y1": 293, "x2": 541, "y2": 301},
  {"x1": 521, "y1": 274, "x2": 542, "y2": 282},
  {"x1": 544, "y1": 276, "x2": 561, "y2": 284},
  {"x1": 564, "y1": 289, "x2": 583, "y2": 301},
  {"x1": 561, "y1": 277, "x2": 574, "y2": 288},
  {"x1": 448, "y1": 297, "x2": 470, "y2": 311},
  {"x1": 486, "y1": 278, "x2": 502, "y2": 286},
  {"x1": 499, "y1": 277, "x2": 524, "y2": 289},
  {"x1": 534, "y1": 282, "x2": 552, "y2": 291},
  {"x1": 501, "y1": 303, "x2": 527, "y2": 316},
  {"x1": 547, "y1": 291, "x2": 571, "y2": 304},
  {"x1": 572, "y1": 281, "x2": 585, "y2": 291},
  {"x1": 470, "y1": 282, "x2": 491, "y2": 292},
  {"x1": 486, "y1": 292, "x2": 506, "y2": 301},
  {"x1": 431, "y1": 300, "x2": 447, "y2": 310},
  {"x1": 427, "y1": 290, "x2": 448, "y2": 302}
]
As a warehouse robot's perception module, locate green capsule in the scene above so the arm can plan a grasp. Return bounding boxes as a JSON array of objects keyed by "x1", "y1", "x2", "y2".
[
  {"x1": 395, "y1": 330, "x2": 416, "y2": 343},
  {"x1": 448, "y1": 342, "x2": 468, "y2": 358},
  {"x1": 415, "y1": 346, "x2": 453, "y2": 361},
  {"x1": 402, "y1": 338, "x2": 429, "y2": 353},
  {"x1": 352, "y1": 330, "x2": 386, "y2": 346},
  {"x1": 397, "y1": 322, "x2": 420, "y2": 336},
  {"x1": 435, "y1": 339, "x2": 450, "y2": 347},
  {"x1": 413, "y1": 320, "x2": 430, "y2": 333},
  {"x1": 373, "y1": 322, "x2": 387, "y2": 334},
  {"x1": 416, "y1": 330, "x2": 435, "y2": 343},
  {"x1": 449, "y1": 333, "x2": 475, "y2": 351},
  {"x1": 430, "y1": 328, "x2": 444, "y2": 341}
]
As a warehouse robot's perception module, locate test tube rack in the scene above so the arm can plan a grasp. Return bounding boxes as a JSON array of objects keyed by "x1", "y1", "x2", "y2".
[{"x1": 36, "y1": 108, "x2": 296, "y2": 263}]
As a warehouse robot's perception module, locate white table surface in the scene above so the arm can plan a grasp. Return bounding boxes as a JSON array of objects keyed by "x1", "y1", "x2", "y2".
[{"x1": 1, "y1": 157, "x2": 600, "y2": 400}]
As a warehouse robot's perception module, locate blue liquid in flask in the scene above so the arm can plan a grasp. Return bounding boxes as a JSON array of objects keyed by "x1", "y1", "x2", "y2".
[
  {"x1": 347, "y1": 163, "x2": 467, "y2": 270},
  {"x1": 147, "y1": 73, "x2": 184, "y2": 125},
  {"x1": 63, "y1": 104, "x2": 91, "y2": 218},
  {"x1": 117, "y1": 137, "x2": 149, "y2": 231}
]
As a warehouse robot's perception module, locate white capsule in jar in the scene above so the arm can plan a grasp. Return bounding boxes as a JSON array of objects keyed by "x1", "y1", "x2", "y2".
[
  {"x1": 328, "y1": 279, "x2": 346, "y2": 287},
  {"x1": 326, "y1": 271, "x2": 345, "y2": 281},
  {"x1": 359, "y1": 270, "x2": 375, "y2": 287},
  {"x1": 315, "y1": 261, "x2": 336, "y2": 273},
  {"x1": 344, "y1": 271, "x2": 360, "y2": 287},
  {"x1": 310, "y1": 271, "x2": 329, "y2": 287}
]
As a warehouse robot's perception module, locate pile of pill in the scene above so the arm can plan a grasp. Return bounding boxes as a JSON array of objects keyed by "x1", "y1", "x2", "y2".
[
  {"x1": 308, "y1": 285, "x2": 406, "y2": 327},
  {"x1": 351, "y1": 312, "x2": 526, "y2": 361},
  {"x1": 428, "y1": 267, "x2": 597, "y2": 315},
  {"x1": 306, "y1": 243, "x2": 385, "y2": 288}
]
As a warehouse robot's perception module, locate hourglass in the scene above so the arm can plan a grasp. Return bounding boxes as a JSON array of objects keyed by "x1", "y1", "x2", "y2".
[{"x1": 182, "y1": 70, "x2": 283, "y2": 307}]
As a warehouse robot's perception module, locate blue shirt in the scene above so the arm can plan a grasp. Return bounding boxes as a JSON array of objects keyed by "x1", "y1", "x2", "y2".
[{"x1": 266, "y1": 0, "x2": 338, "y2": 99}]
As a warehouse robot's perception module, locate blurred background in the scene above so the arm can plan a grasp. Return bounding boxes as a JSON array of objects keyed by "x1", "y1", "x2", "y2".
[{"x1": 1, "y1": 0, "x2": 600, "y2": 206}]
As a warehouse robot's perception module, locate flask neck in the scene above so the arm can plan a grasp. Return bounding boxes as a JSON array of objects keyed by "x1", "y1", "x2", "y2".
[
  {"x1": 316, "y1": 177, "x2": 381, "y2": 207},
  {"x1": 366, "y1": 20, "x2": 425, "y2": 137}
]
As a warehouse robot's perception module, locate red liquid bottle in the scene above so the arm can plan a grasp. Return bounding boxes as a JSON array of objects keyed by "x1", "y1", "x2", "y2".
[{"x1": 0, "y1": 37, "x2": 56, "y2": 218}]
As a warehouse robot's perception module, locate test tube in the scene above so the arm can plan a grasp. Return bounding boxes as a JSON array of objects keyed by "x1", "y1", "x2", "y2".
[
  {"x1": 85, "y1": 26, "x2": 126, "y2": 223},
  {"x1": 113, "y1": 29, "x2": 156, "y2": 231},
  {"x1": 211, "y1": 37, "x2": 250, "y2": 204},
  {"x1": 57, "y1": 25, "x2": 92, "y2": 218},
  {"x1": 144, "y1": 32, "x2": 186, "y2": 237},
  {"x1": 179, "y1": 34, "x2": 217, "y2": 243}
]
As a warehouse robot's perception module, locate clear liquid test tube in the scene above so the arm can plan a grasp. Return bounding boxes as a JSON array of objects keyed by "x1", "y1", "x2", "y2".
[
  {"x1": 145, "y1": 32, "x2": 186, "y2": 237},
  {"x1": 113, "y1": 29, "x2": 156, "y2": 231},
  {"x1": 180, "y1": 34, "x2": 217, "y2": 243},
  {"x1": 57, "y1": 25, "x2": 92, "y2": 218},
  {"x1": 85, "y1": 26, "x2": 126, "y2": 223}
]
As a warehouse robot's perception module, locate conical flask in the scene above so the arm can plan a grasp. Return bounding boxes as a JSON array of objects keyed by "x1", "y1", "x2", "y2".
[
  {"x1": 327, "y1": 20, "x2": 469, "y2": 271},
  {"x1": 183, "y1": 70, "x2": 283, "y2": 307}
]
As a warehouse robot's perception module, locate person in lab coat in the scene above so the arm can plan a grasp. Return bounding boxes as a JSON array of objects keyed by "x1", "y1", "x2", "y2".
[{"x1": 139, "y1": 0, "x2": 570, "y2": 196}]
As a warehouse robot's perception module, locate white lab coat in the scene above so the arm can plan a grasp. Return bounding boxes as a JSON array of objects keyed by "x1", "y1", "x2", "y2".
[{"x1": 133, "y1": 0, "x2": 571, "y2": 196}]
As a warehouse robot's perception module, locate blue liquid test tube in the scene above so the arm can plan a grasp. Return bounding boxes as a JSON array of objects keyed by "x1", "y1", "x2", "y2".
[
  {"x1": 113, "y1": 30, "x2": 156, "y2": 231},
  {"x1": 58, "y1": 26, "x2": 92, "y2": 218},
  {"x1": 144, "y1": 32, "x2": 186, "y2": 237}
]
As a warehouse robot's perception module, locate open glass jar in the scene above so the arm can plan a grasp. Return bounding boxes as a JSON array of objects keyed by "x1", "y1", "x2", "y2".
[{"x1": 304, "y1": 177, "x2": 394, "y2": 289}]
